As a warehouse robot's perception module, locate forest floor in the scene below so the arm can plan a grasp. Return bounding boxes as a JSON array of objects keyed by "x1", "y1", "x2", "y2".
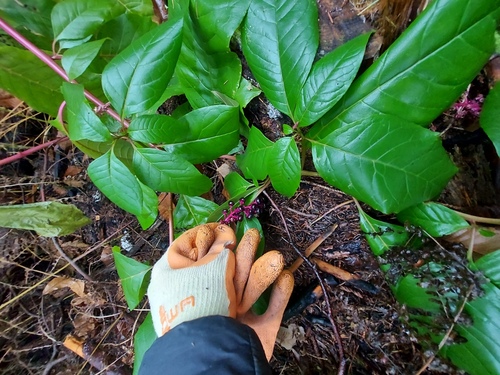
[{"x1": 1, "y1": 0, "x2": 500, "y2": 374}]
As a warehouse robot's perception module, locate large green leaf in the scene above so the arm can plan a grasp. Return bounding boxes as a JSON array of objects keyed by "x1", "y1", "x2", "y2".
[
  {"x1": 61, "y1": 82, "x2": 112, "y2": 142},
  {"x1": 174, "y1": 195, "x2": 219, "y2": 229},
  {"x1": 268, "y1": 137, "x2": 301, "y2": 197},
  {"x1": 186, "y1": 0, "x2": 251, "y2": 52},
  {"x1": 242, "y1": 0, "x2": 318, "y2": 116},
  {"x1": 112, "y1": 246, "x2": 151, "y2": 310},
  {"x1": 357, "y1": 206, "x2": 409, "y2": 256},
  {"x1": 97, "y1": 13, "x2": 156, "y2": 57},
  {"x1": 62, "y1": 38, "x2": 106, "y2": 80},
  {"x1": 132, "y1": 147, "x2": 212, "y2": 196},
  {"x1": 133, "y1": 313, "x2": 156, "y2": 375},
  {"x1": 0, "y1": 0, "x2": 54, "y2": 50},
  {"x1": 397, "y1": 202, "x2": 470, "y2": 237},
  {"x1": 294, "y1": 32, "x2": 370, "y2": 126},
  {"x1": 475, "y1": 250, "x2": 500, "y2": 287},
  {"x1": 236, "y1": 126, "x2": 274, "y2": 181},
  {"x1": 446, "y1": 281, "x2": 500, "y2": 375},
  {"x1": 224, "y1": 172, "x2": 254, "y2": 198},
  {"x1": 0, "y1": 46, "x2": 64, "y2": 117},
  {"x1": 163, "y1": 105, "x2": 240, "y2": 164},
  {"x1": 128, "y1": 115, "x2": 179, "y2": 144},
  {"x1": 175, "y1": 4, "x2": 241, "y2": 108},
  {"x1": 0, "y1": 201, "x2": 91, "y2": 237},
  {"x1": 101, "y1": 17, "x2": 183, "y2": 118},
  {"x1": 51, "y1": 0, "x2": 123, "y2": 49},
  {"x1": 310, "y1": 0, "x2": 500, "y2": 140},
  {"x1": 480, "y1": 81, "x2": 500, "y2": 156},
  {"x1": 87, "y1": 148, "x2": 158, "y2": 229},
  {"x1": 309, "y1": 116, "x2": 457, "y2": 213}
]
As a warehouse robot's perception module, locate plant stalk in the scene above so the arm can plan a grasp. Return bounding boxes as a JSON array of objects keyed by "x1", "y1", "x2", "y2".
[{"x1": 0, "y1": 137, "x2": 67, "y2": 167}]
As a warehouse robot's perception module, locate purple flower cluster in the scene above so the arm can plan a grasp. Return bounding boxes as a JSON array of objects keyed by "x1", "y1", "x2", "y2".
[
  {"x1": 220, "y1": 198, "x2": 264, "y2": 225},
  {"x1": 451, "y1": 93, "x2": 484, "y2": 119}
]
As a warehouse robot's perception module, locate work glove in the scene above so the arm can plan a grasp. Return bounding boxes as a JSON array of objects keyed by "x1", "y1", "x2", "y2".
[{"x1": 147, "y1": 223, "x2": 294, "y2": 360}]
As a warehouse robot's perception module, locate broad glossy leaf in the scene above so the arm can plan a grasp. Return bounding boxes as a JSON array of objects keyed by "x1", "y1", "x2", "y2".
[
  {"x1": 0, "y1": 0, "x2": 54, "y2": 50},
  {"x1": 480, "y1": 82, "x2": 500, "y2": 155},
  {"x1": 224, "y1": 172, "x2": 253, "y2": 198},
  {"x1": 133, "y1": 313, "x2": 156, "y2": 375},
  {"x1": 242, "y1": 0, "x2": 318, "y2": 116},
  {"x1": 116, "y1": 0, "x2": 153, "y2": 15},
  {"x1": 132, "y1": 148, "x2": 212, "y2": 195},
  {"x1": 0, "y1": 46, "x2": 63, "y2": 117},
  {"x1": 188, "y1": 0, "x2": 251, "y2": 51},
  {"x1": 234, "y1": 77, "x2": 261, "y2": 108},
  {"x1": 310, "y1": 0, "x2": 500, "y2": 140},
  {"x1": 62, "y1": 39, "x2": 106, "y2": 80},
  {"x1": 112, "y1": 246, "x2": 151, "y2": 310},
  {"x1": 73, "y1": 139, "x2": 113, "y2": 159},
  {"x1": 174, "y1": 195, "x2": 219, "y2": 229},
  {"x1": 52, "y1": 0, "x2": 123, "y2": 49},
  {"x1": 88, "y1": 148, "x2": 158, "y2": 228},
  {"x1": 268, "y1": 137, "x2": 301, "y2": 197},
  {"x1": 128, "y1": 115, "x2": 178, "y2": 143},
  {"x1": 446, "y1": 281, "x2": 500, "y2": 375},
  {"x1": 0, "y1": 201, "x2": 91, "y2": 237},
  {"x1": 62, "y1": 82, "x2": 112, "y2": 142},
  {"x1": 357, "y1": 206, "x2": 409, "y2": 255},
  {"x1": 475, "y1": 250, "x2": 500, "y2": 287},
  {"x1": 97, "y1": 13, "x2": 156, "y2": 57},
  {"x1": 102, "y1": 17, "x2": 183, "y2": 118},
  {"x1": 236, "y1": 127, "x2": 274, "y2": 180},
  {"x1": 391, "y1": 274, "x2": 441, "y2": 313},
  {"x1": 294, "y1": 33, "x2": 370, "y2": 126},
  {"x1": 309, "y1": 116, "x2": 457, "y2": 213},
  {"x1": 176, "y1": 6, "x2": 241, "y2": 108},
  {"x1": 163, "y1": 105, "x2": 240, "y2": 164},
  {"x1": 397, "y1": 202, "x2": 470, "y2": 237}
]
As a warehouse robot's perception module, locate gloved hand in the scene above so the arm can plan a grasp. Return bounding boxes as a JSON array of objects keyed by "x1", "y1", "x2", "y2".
[{"x1": 147, "y1": 223, "x2": 294, "y2": 360}]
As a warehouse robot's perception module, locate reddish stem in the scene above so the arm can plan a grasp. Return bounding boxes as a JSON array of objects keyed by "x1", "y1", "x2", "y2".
[{"x1": 0, "y1": 137, "x2": 67, "y2": 167}]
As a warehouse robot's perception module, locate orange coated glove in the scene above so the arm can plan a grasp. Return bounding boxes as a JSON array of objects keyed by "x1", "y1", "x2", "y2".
[{"x1": 147, "y1": 223, "x2": 294, "y2": 360}]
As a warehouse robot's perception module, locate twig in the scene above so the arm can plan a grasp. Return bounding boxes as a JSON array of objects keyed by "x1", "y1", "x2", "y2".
[
  {"x1": 454, "y1": 210, "x2": 500, "y2": 225},
  {"x1": 168, "y1": 192, "x2": 174, "y2": 246},
  {"x1": 0, "y1": 137, "x2": 67, "y2": 167},
  {"x1": 310, "y1": 200, "x2": 353, "y2": 225},
  {"x1": 51, "y1": 238, "x2": 93, "y2": 282},
  {"x1": 414, "y1": 286, "x2": 473, "y2": 375},
  {"x1": 263, "y1": 191, "x2": 346, "y2": 375}
]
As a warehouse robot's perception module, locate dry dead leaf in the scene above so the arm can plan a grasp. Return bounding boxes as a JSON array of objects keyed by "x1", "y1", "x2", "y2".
[
  {"x1": 73, "y1": 314, "x2": 97, "y2": 338},
  {"x1": 43, "y1": 276, "x2": 86, "y2": 298},
  {"x1": 158, "y1": 192, "x2": 173, "y2": 222},
  {"x1": 100, "y1": 246, "x2": 114, "y2": 266},
  {"x1": 445, "y1": 226, "x2": 500, "y2": 255},
  {"x1": 276, "y1": 323, "x2": 306, "y2": 350}
]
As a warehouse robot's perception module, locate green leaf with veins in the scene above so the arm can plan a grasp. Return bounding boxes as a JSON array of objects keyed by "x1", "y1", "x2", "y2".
[
  {"x1": 224, "y1": 172, "x2": 253, "y2": 198},
  {"x1": 480, "y1": 81, "x2": 500, "y2": 156},
  {"x1": 133, "y1": 313, "x2": 155, "y2": 375},
  {"x1": 88, "y1": 147, "x2": 157, "y2": 229},
  {"x1": 309, "y1": 115, "x2": 457, "y2": 214},
  {"x1": 391, "y1": 274, "x2": 441, "y2": 313},
  {"x1": 397, "y1": 202, "x2": 470, "y2": 237},
  {"x1": 128, "y1": 115, "x2": 179, "y2": 144},
  {"x1": 268, "y1": 137, "x2": 301, "y2": 197},
  {"x1": 132, "y1": 148, "x2": 212, "y2": 196},
  {"x1": 294, "y1": 32, "x2": 370, "y2": 127},
  {"x1": 174, "y1": 195, "x2": 219, "y2": 229},
  {"x1": 0, "y1": 202, "x2": 91, "y2": 237},
  {"x1": 0, "y1": 46, "x2": 64, "y2": 117},
  {"x1": 357, "y1": 206, "x2": 409, "y2": 255},
  {"x1": 475, "y1": 250, "x2": 500, "y2": 288},
  {"x1": 309, "y1": 0, "x2": 500, "y2": 140},
  {"x1": 242, "y1": 0, "x2": 318, "y2": 116},
  {"x1": 112, "y1": 246, "x2": 151, "y2": 310},
  {"x1": 102, "y1": 17, "x2": 183, "y2": 118},
  {"x1": 175, "y1": 5, "x2": 241, "y2": 108},
  {"x1": 62, "y1": 39, "x2": 107, "y2": 80},
  {"x1": 236, "y1": 127, "x2": 274, "y2": 181},
  {"x1": 163, "y1": 105, "x2": 240, "y2": 164},
  {"x1": 62, "y1": 82, "x2": 112, "y2": 142},
  {"x1": 51, "y1": 0, "x2": 123, "y2": 49}
]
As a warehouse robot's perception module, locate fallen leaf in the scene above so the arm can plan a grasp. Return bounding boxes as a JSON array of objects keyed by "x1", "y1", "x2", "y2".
[
  {"x1": 43, "y1": 276, "x2": 86, "y2": 297},
  {"x1": 158, "y1": 192, "x2": 173, "y2": 222},
  {"x1": 276, "y1": 323, "x2": 306, "y2": 350},
  {"x1": 444, "y1": 226, "x2": 500, "y2": 255}
]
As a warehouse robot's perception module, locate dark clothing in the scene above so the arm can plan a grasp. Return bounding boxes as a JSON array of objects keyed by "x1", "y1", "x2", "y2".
[{"x1": 139, "y1": 316, "x2": 272, "y2": 375}]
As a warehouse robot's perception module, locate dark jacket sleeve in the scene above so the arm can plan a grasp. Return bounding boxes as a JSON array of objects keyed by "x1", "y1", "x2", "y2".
[{"x1": 138, "y1": 316, "x2": 272, "y2": 375}]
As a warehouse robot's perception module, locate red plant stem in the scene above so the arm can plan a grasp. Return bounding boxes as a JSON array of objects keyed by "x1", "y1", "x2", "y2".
[
  {"x1": 0, "y1": 16, "x2": 126, "y2": 126},
  {"x1": 0, "y1": 137, "x2": 67, "y2": 167}
]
